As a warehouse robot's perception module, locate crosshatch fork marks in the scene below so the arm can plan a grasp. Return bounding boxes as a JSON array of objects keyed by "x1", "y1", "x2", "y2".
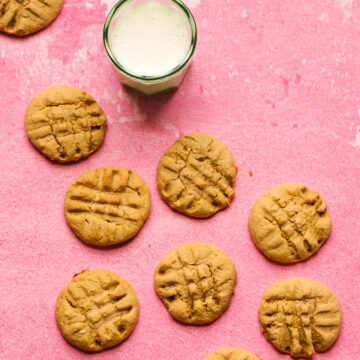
[
  {"x1": 25, "y1": 86, "x2": 106, "y2": 163},
  {"x1": 0, "y1": 0, "x2": 63, "y2": 36},
  {"x1": 157, "y1": 133, "x2": 237, "y2": 218},
  {"x1": 155, "y1": 242, "x2": 236, "y2": 324},
  {"x1": 249, "y1": 183, "x2": 332, "y2": 264},
  {"x1": 204, "y1": 347, "x2": 262, "y2": 360},
  {"x1": 55, "y1": 270, "x2": 139, "y2": 352},
  {"x1": 259, "y1": 277, "x2": 341, "y2": 358},
  {"x1": 65, "y1": 167, "x2": 151, "y2": 246}
]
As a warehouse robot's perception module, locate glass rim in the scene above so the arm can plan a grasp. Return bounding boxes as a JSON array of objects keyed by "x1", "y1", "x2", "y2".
[{"x1": 103, "y1": 0, "x2": 197, "y2": 82}]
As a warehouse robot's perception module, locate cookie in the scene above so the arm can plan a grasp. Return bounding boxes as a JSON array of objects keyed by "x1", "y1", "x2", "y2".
[
  {"x1": 25, "y1": 85, "x2": 106, "y2": 163},
  {"x1": 0, "y1": 0, "x2": 63, "y2": 36},
  {"x1": 259, "y1": 277, "x2": 341, "y2": 358},
  {"x1": 248, "y1": 183, "x2": 332, "y2": 263},
  {"x1": 154, "y1": 242, "x2": 236, "y2": 324},
  {"x1": 55, "y1": 269, "x2": 139, "y2": 352},
  {"x1": 64, "y1": 167, "x2": 150, "y2": 247},
  {"x1": 157, "y1": 133, "x2": 237, "y2": 218},
  {"x1": 204, "y1": 347, "x2": 262, "y2": 360}
]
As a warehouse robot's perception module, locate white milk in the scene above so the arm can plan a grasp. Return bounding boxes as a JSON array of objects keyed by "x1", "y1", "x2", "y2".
[{"x1": 110, "y1": 1, "x2": 191, "y2": 77}]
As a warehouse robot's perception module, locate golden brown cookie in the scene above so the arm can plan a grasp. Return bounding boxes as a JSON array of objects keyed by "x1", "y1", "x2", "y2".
[
  {"x1": 259, "y1": 277, "x2": 341, "y2": 358},
  {"x1": 248, "y1": 183, "x2": 332, "y2": 263},
  {"x1": 25, "y1": 85, "x2": 106, "y2": 163},
  {"x1": 55, "y1": 269, "x2": 139, "y2": 352},
  {"x1": 204, "y1": 347, "x2": 262, "y2": 360},
  {"x1": 157, "y1": 133, "x2": 237, "y2": 218},
  {"x1": 64, "y1": 167, "x2": 150, "y2": 247},
  {"x1": 0, "y1": 0, "x2": 63, "y2": 36},
  {"x1": 154, "y1": 242, "x2": 236, "y2": 324}
]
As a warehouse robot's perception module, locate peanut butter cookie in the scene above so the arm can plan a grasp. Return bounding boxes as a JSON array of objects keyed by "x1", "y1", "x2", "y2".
[
  {"x1": 25, "y1": 85, "x2": 106, "y2": 163},
  {"x1": 259, "y1": 277, "x2": 341, "y2": 358},
  {"x1": 154, "y1": 242, "x2": 236, "y2": 324},
  {"x1": 64, "y1": 167, "x2": 150, "y2": 247},
  {"x1": 157, "y1": 133, "x2": 237, "y2": 218},
  {"x1": 55, "y1": 269, "x2": 139, "y2": 352},
  {"x1": 0, "y1": 0, "x2": 63, "y2": 36},
  {"x1": 204, "y1": 347, "x2": 262, "y2": 360},
  {"x1": 249, "y1": 183, "x2": 332, "y2": 263}
]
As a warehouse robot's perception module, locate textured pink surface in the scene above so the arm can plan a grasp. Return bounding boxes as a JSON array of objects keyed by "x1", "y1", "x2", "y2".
[{"x1": 1, "y1": 0, "x2": 360, "y2": 359}]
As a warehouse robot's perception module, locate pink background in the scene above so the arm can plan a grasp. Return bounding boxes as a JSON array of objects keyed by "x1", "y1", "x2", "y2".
[{"x1": 1, "y1": 0, "x2": 360, "y2": 359}]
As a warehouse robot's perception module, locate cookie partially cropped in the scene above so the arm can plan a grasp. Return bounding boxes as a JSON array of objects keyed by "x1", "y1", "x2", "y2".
[
  {"x1": 0, "y1": 0, "x2": 63, "y2": 36},
  {"x1": 249, "y1": 183, "x2": 332, "y2": 263},
  {"x1": 55, "y1": 269, "x2": 139, "y2": 352},
  {"x1": 25, "y1": 85, "x2": 106, "y2": 163},
  {"x1": 154, "y1": 242, "x2": 236, "y2": 324},
  {"x1": 157, "y1": 133, "x2": 237, "y2": 218},
  {"x1": 204, "y1": 347, "x2": 262, "y2": 360},
  {"x1": 259, "y1": 277, "x2": 341, "y2": 358},
  {"x1": 64, "y1": 167, "x2": 150, "y2": 247}
]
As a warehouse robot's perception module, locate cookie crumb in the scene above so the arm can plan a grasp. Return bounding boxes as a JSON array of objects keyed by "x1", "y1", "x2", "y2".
[{"x1": 72, "y1": 269, "x2": 89, "y2": 278}]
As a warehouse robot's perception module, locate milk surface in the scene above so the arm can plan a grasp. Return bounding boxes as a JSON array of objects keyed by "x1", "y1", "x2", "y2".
[{"x1": 110, "y1": 1, "x2": 191, "y2": 77}]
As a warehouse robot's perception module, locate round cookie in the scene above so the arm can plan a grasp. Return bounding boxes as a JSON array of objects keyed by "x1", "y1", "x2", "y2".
[
  {"x1": 157, "y1": 133, "x2": 237, "y2": 218},
  {"x1": 154, "y1": 242, "x2": 236, "y2": 325},
  {"x1": 248, "y1": 183, "x2": 332, "y2": 263},
  {"x1": 0, "y1": 0, "x2": 63, "y2": 36},
  {"x1": 204, "y1": 347, "x2": 262, "y2": 360},
  {"x1": 64, "y1": 167, "x2": 150, "y2": 247},
  {"x1": 25, "y1": 85, "x2": 106, "y2": 163},
  {"x1": 259, "y1": 277, "x2": 341, "y2": 358},
  {"x1": 55, "y1": 269, "x2": 139, "y2": 352}
]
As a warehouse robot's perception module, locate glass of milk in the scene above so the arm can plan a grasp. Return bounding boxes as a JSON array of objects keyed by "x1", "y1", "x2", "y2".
[{"x1": 103, "y1": 0, "x2": 197, "y2": 95}]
